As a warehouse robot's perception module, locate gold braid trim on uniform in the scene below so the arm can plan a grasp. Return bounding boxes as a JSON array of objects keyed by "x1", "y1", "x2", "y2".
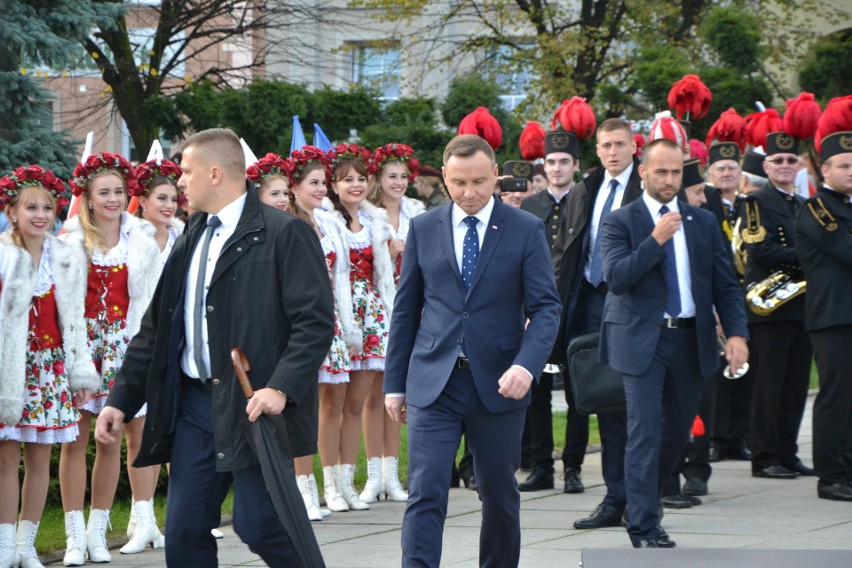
[
  {"x1": 806, "y1": 198, "x2": 838, "y2": 232},
  {"x1": 740, "y1": 201, "x2": 767, "y2": 243}
]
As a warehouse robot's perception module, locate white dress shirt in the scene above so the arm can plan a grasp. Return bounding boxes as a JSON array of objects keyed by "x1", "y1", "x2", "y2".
[
  {"x1": 641, "y1": 192, "x2": 696, "y2": 318},
  {"x1": 181, "y1": 193, "x2": 247, "y2": 379},
  {"x1": 451, "y1": 197, "x2": 495, "y2": 272},
  {"x1": 585, "y1": 163, "x2": 634, "y2": 281}
]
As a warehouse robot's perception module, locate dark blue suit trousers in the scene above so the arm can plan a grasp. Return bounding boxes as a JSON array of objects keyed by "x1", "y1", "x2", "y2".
[{"x1": 165, "y1": 381, "x2": 300, "y2": 567}]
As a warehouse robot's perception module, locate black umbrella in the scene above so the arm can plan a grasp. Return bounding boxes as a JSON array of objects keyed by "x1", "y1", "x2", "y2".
[{"x1": 231, "y1": 348, "x2": 326, "y2": 568}]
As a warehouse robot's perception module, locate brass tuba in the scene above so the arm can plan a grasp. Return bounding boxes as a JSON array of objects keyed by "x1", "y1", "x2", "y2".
[{"x1": 745, "y1": 270, "x2": 806, "y2": 315}]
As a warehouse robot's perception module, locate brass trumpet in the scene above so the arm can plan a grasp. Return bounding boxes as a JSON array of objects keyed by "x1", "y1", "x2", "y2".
[
  {"x1": 731, "y1": 216, "x2": 747, "y2": 277},
  {"x1": 745, "y1": 270, "x2": 806, "y2": 316}
]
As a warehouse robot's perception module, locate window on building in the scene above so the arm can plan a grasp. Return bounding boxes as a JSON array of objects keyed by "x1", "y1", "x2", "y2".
[
  {"x1": 351, "y1": 44, "x2": 401, "y2": 100},
  {"x1": 486, "y1": 44, "x2": 534, "y2": 110}
]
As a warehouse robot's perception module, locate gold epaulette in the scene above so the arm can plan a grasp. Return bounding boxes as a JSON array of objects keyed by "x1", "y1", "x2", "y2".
[
  {"x1": 806, "y1": 198, "x2": 838, "y2": 232},
  {"x1": 740, "y1": 200, "x2": 767, "y2": 244}
]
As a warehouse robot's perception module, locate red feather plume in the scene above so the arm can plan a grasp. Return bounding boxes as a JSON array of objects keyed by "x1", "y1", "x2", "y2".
[
  {"x1": 689, "y1": 139, "x2": 709, "y2": 167},
  {"x1": 633, "y1": 133, "x2": 645, "y2": 156},
  {"x1": 692, "y1": 415, "x2": 705, "y2": 438},
  {"x1": 744, "y1": 108, "x2": 783, "y2": 149},
  {"x1": 815, "y1": 95, "x2": 852, "y2": 153},
  {"x1": 519, "y1": 121, "x2": 545, "y2": 160},
  {"x1": 705, "y1": 108, "x2": 747, "y2": 151},
  {"x1": 667, "y1": 74, "x2": 712, "y2": 121},
  {"x1": 458, "y1": 107, "x2": 503, "y2": 151},
  {"x1": 783, "y1": 92, "x2": 821, "y2": 140},
  {"x1": 551, "y1": 97, "x2": 596, "y2": 140}
]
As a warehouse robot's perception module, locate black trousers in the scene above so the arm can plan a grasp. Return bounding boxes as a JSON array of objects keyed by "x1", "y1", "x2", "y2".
[
  {"x1": 520, "y1": 372, "x2": 555, "y2": 472},
  {"x1": 750, "y1": 320, "x2": 813, "y2": 472},
  {"x1": 712, "y1": 349, "x2": 754, "y2": 451},
  {"x1": 811, "y1": 325, "x2": 852, "y2": 485}
]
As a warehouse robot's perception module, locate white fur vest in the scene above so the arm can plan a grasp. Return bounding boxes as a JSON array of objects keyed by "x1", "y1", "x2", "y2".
[
  {"x1": 322, "y1": 199, "x2": 396, "y2": 328},
  {"x1": 61, "y1": 213, "x2": 161, "y2": 338},
  {"x1": 315, "y1": 210, "x2": 360, "y2": 350},
  {"x1": 0, "y1": 235, "x2": 100, "y2": 426}
]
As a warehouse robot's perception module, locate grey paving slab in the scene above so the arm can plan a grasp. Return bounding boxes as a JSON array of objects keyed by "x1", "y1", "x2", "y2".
[{"x1": 45, "y1": 395, "x2": 852, "y2": 567}]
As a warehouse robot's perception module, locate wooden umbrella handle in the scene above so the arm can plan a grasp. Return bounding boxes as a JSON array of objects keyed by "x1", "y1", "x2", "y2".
[{"x1": 230, "y1": 348, "x2": 254, "y2": 399}]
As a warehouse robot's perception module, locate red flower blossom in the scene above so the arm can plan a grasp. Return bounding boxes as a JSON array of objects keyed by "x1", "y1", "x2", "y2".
[
  {"x1": 135, "y1": 158, "x2": 183, "y2": 196},
  {"x1": 60, "y1": 391, "x2": 69, "y2": 403},
  {"x1": 366, "y1": 334, "x2": 381, "y2": 347},
  {"x1": 53, "y1": 360, "x2": 65, "y2": 376},
  {"x1": 372, "y1": 143, "x2": 419, "y2": 180},
  {"x1": 44, "y1": 400, "x2": 53, "y2": 410},
  {"x1": 377, "y1": 313, "x2": 384, "y2": 323}
]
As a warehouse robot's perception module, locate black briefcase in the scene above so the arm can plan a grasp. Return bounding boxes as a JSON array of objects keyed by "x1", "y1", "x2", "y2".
[{"x1": 566, "y1": 332, "x2": 625, "y2": 415}]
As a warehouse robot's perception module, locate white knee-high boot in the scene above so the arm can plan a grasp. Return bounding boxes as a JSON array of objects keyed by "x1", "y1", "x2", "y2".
[
  {"x1": 382, "y1": 456, "x2": 409, "y2": 502},
  {"x1": 120, "y1": 500, "x2": 165, "y2": 554},
  {"x1": 62, "y1": 511, "x2": 86, "y2": 567},
  {"x1": 16, "y1": 520, "x2": 43, "y2": 568},
  {"x1": 338, "y1": 464, "x2": 369, "y2": 510},
  {"x1": 86, "y1": 509, "x2": 111, "y2": 563},
  {"x1": 359, "y1": 457, "x2": 384, "y2": 503},
  {"x1": 323, "y1": 466, "x2": 349, "y2": 512},
  {"x1": 296, "y1": 475, "x2": 324, "y2": 521},
  {"x1": 0, "y1": 523, "x2": 20, "y2": 568}
]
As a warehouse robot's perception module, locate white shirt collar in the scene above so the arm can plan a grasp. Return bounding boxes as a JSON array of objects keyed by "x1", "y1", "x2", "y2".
[
  {"x1": 604, "y1": 163, "x2": 634, "y2": 192},
  {"x1": 642, "y1": 190, "x2": 680, "y2": 218},
  {"x1": 452, "y1": 195, "x2": 496, "y2": 228},
  {"x1": 210, "y1": 192, "x2": 247, "y2": 230}
]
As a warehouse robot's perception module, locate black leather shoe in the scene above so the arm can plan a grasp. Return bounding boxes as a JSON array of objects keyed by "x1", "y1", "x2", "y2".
[
  {"x1": 562, "y1": 467, "x2": 585, "y2": 493},
  {"x1": 785, "y1": 459, "x2": 815, "y2": 476},
  {"x1": 753, "y1": 465, "x2": 800, "y2": 479},
  {"x1": 817, "y1": 482, "x2": 852, "y2": 501},
  {"x1": 573, "y1": 503, "x2": 623, "y2": 529},
  {"x1": 726, "y1": 446, "x2": 752, "y2": 461},
  {"x1": 656, "y1": 526, "x2": 677, "y2": 548},
  {"x1": 518, "y1": 468, "x2": 554, "y2": 492},
  {"x1": 708, "y1": 445, "x2": 723, "y2": 463},
  {"x1": 634, "y1": 538, "x2": 674, "y2": 548},
  {"x1": 682, "y1": 477, "x2": 708, "y2": 496},
  {"x1": 462, "y1": 474, "x2": 477, "y2": 491},
  {"x1": 661, "y1": 494, "x2": 695, "y2": 509}
]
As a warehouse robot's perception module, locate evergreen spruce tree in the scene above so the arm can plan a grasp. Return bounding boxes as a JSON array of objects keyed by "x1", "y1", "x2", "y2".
[{"x1": 0, "y1": 1, "x2": 121, "y2": 179}]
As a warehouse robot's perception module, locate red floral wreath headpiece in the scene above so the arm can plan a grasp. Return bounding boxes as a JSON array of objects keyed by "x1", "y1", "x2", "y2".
[
  {"x1": 372, "y1": 143, "x2": 419, "y2": 180},
  {"x1": 0, "y1": 165, "x2": 72, "y2": 212},
  {"x1": 288, "y1": 146, "x2": 331, "y2": 187},
  {"x1": 135, "y1": 159, "x2": 184, "y2": 206},
  {"x1": 328, "y1": 143, "x2": 376, "y2": 181},
  {"x1": 246, "y1": 153, "x2": 291, "y2": 186},
  {"x1": 70, "y1": 152, "x2": 141, "y2": 197}
]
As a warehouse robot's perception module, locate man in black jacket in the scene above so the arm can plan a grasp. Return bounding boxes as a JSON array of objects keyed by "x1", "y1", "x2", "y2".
[
  {"x1": 95, "y1": 128, "x2": 335, "y2": 566},
  {"x1": 517, "y1": 130, "x2": 581, "y2": 492},
  {"x1": 742, "y1": 131, "x2": 813, "y2": 480},
  {"x1": 552, "y1": 118, "x2": 643, "y2": 526},
  {"x1": 795, "y1": 131, "x2": 852, "y2": 501}
]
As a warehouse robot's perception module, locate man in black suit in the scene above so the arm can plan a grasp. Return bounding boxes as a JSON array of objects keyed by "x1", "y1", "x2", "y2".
[
  {"x1": 551, "y1": 118, "x2": 643, "y2": 524},
  {"x1": 743, "y1": 131, "x2": 814, "y2": 480},
  {"x1": 95, "y1": 128, "x2": 335, "y2": 566},
  {"x1": 795, "y1": 131, "x2": 852, "y2": 501},
  {"x1": 599, "y1": 138, "x2": 749, "y2": 547},
  {"x1": 517, "y1": 130, "x2": 581, "y2": 492},
  {"x1": 703, "y1": 143, "x2": 754, "y2": 463}
]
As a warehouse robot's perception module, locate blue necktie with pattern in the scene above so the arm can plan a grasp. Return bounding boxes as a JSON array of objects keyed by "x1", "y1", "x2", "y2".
[
  {"x1": 588, "y1": 178, "x2": 619, "y2": 286},
  {"x1": 462, "y1": 216, "x2": 479, "y2": 291}
]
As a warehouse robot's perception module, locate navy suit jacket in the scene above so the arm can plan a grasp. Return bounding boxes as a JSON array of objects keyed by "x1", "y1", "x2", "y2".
[
  {"x1": 598, "y1": 197, "x2": 748, "y2": 378},
  {"x1": 383, "y1": 197, "x2": 561, "y2": 413}
]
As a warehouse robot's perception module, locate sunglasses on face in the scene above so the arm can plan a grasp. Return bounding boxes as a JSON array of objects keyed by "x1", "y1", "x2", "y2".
[{"x1": 765, "y1": 157, "x2": 799, "y2": 165}]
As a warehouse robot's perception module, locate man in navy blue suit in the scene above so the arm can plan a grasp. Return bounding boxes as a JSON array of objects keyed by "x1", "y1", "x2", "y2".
[
  {"x1": 599, "y1": 138, "x2": 749, "y2": 548},
  {"x1": 384, "y1": 134, "x2": 561, "y2": 567}
]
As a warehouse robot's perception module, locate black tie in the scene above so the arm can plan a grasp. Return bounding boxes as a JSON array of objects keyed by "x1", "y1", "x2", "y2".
[{"x1": 193, "y1": 215, "x2": 221, "y2": 379}]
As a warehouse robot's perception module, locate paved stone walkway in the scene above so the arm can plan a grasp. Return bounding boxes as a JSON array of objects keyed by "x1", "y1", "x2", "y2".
[{"x1": 49, "y1": 396, "x2": 852, "y2": 566}]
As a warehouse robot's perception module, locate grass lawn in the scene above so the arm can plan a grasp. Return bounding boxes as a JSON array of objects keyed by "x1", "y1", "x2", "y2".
[{"x1": 35, "y1": 409, "x2": 593, "y2": 555}]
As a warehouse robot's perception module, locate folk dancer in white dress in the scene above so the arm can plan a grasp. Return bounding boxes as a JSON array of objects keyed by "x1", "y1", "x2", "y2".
[
  {"x1": 59, "y1": 153, "x2": 160, "y2": 565},
  {"x1": 324, "y1": 144, "x2": 395, "y2": 510},
  {"x1": 0, "y1": 166, "x2": 98, "y2": 568},
  {"x1": 361, "y1": 143, "x2": 423, "y2": 503}
]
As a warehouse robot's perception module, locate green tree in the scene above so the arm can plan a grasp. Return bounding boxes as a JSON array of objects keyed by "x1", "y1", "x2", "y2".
[
  {"x1": 360, "y1": 97, "x2": 450, "y2": 167},
  {"x1": 799, "y1": 32, "x2": 852, "y2": 101},
  {"x1": 0, "y1": 0, "x2": 120, "y2": 178}
]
